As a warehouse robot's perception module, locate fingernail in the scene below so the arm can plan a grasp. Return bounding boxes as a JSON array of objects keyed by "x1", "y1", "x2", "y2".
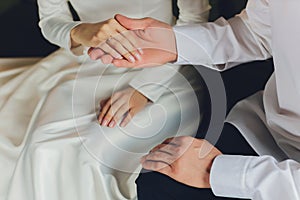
[
  {"x1": 102, "y1": 119, "x2": 108, "y2": 126},
  {"x1": 116, "y1": 54, "x2": 123, "y2": 59},
  {"x1": 109, "y1": 121, "x2": 115, "y2": 128},
  {"x1": 137, "y1": 48, "x2": 144, "y2": 54},
  {"x1": 135, "y1": 53, "x2": 142, "y2": 61},
  {"x1": 128, "y1": 55, "x2": 136, "y2": 63},
  {"x1": 120, "y1": 122, "x2": 126, "y2": 127}
]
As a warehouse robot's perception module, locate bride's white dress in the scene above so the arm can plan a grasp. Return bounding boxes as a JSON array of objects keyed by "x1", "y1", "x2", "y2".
[{"x1": 0, "y1": 0, "x2": 211, "y2": 199}]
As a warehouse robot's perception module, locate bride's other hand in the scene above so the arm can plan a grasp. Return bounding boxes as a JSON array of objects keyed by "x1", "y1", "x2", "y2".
[
  {"x1": 71, "y1": 18, "x2": 141, "y2": 63},
  {"x1": 98, "y1": 87, "x2": 149, "y2": 128}
]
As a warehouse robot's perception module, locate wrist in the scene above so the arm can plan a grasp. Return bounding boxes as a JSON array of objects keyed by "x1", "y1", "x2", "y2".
[
  {"x1": 70, "y1": 25, "x2": 82, "y2": 48},
  {"x1": 133, "y1": 89, "x2": 151, "y2": 102}
]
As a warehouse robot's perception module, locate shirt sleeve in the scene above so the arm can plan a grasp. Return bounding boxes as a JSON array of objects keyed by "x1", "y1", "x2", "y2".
[
  {"x1": 210, "y1": 155, "x2": 300, "y2": 200},
  {"x1": 37, "y1": 0, "x2": 82, "y2": 54},
  {"x1": 174, "y1": 3, "x2": 273, "y2": 70}
]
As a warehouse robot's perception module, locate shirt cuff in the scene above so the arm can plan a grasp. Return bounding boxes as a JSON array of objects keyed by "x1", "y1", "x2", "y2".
[
  {"x1": 129, "y1": 79, "x2": 164, "y2": 102},
  {"x1": 210, "y1": 155, "x2": 254, "y2": 199},
  {"x1": 173, "y1": 25, "x2": 212, "y2": 66}
]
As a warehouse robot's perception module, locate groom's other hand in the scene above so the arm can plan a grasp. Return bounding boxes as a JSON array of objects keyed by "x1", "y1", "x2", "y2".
[{"x1": 141, "y1": 137, "x2": 222, "y2": 188}]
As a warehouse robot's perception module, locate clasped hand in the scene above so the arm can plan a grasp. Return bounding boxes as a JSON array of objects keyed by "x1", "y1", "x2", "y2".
[
  {"x1": 71, "y1": 17, "x2": 142, "y2": 63},
  {"x1": 83, "y1": 14, "x2": 178, "y2": 68}
]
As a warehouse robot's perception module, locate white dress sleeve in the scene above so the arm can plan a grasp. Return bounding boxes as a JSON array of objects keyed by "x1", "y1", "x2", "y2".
[
  {"x1": 210, "y1": 155, "x2": 300, "y2": 200},
  {"x1": 174, "y1": 0, "x2": 272, "y2": 70},
  {"x1": 37, "y1": 0, "x2": 82, "y2": 53},
  {"x1": 129, "y1": 0, "x2": 211, "y2": 102},
  {"x1": 176, "y1": 0, "x2": 211, "y2": 25}
]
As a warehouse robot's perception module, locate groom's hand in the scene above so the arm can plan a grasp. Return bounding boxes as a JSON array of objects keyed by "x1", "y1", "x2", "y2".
[
  {"x1": 89, "y1": 14, "x2": 178, "y2": 68},
  {"x1": 141, "y1": 137, "x2": 222, "y2": 188},
  {"x1": 113, "y1": 14, "x2": 178, "y2": 68},
  {"x1": 71, "y1": 18, "x2": 142, "y2": 62}
]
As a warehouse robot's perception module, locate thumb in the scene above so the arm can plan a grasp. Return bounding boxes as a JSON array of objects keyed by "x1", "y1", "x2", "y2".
[{"x1": 114, "y1": 14, "x2": 152, "y2": 30}]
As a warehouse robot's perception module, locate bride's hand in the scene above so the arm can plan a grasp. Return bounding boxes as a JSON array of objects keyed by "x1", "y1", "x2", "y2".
[
  {"x1": 98, "y1": 87, "x2": 149, "y2": 128},
  {"x1": 70, "y1": 18, "x2": 141, "y2": 63}
]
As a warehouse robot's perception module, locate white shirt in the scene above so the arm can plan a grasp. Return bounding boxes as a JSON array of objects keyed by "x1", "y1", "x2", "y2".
[{"x1": 174, "y1": 0, "x2": 300, "y2": 199}]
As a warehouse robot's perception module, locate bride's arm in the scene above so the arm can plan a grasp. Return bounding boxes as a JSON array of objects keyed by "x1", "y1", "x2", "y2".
[{"x1": 37, "y1": 0, "x2": 140, "y2": 59}]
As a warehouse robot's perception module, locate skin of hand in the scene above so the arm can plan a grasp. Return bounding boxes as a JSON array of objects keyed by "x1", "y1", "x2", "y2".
[
  {"x1": 70, "y1": 18, "x2": 142, "y2": 63},
  {"x1": 98, "y1": 87, "x2": 149, "y2": 128},
  {"x1": 88, "y1": 14, "x2": 178, "y2": 68},
  {"x1": 141, "y1": 136, "x2": 222, "y2": 188}
]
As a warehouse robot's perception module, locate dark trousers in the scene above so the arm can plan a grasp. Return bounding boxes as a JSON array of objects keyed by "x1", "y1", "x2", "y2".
[{"x1": 136, "y1": 123, "x2": 257, "y2": 200}]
